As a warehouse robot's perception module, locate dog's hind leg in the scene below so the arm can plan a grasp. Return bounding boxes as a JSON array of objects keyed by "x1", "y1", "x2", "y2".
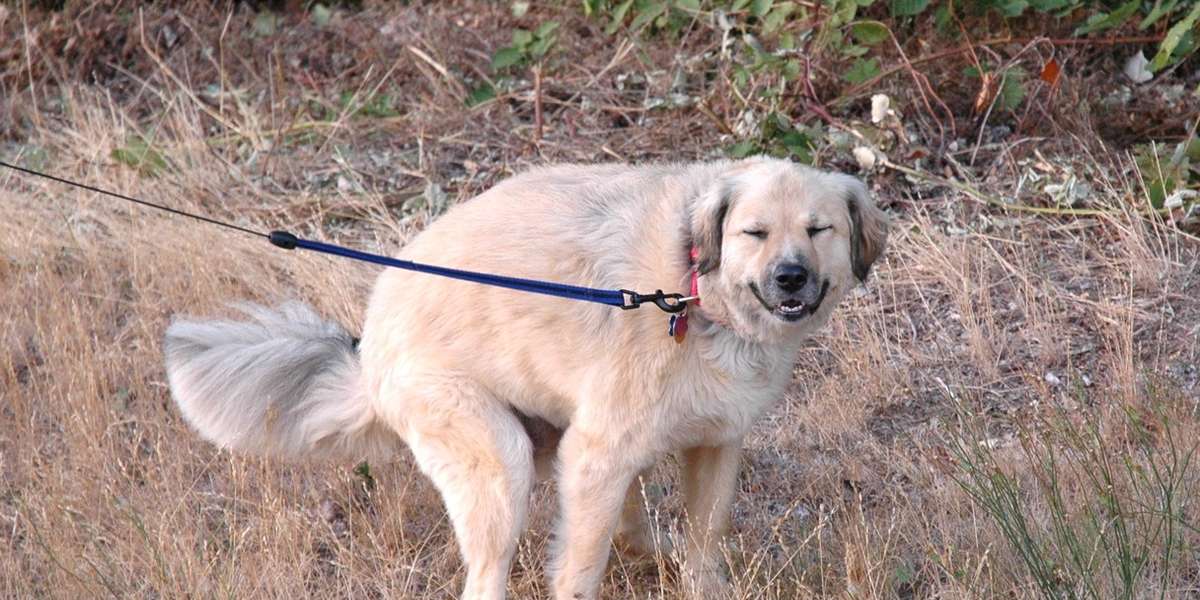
[{"x1": 398, "y1": 377, "x2": 534, "y2": 600}]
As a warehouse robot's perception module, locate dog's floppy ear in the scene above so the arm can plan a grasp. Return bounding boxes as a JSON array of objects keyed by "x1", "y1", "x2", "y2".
[
  {"x1": 844, "y1": 177, "x2": 889, "y2": 282},
  {"x1": 690, "y1": 180, "x2": 734, "y2": 275}
]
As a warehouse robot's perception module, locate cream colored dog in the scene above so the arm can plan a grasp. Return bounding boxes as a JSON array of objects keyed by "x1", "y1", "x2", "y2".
[{"x1": 164, "y1": 157, "x2": 888, "y2": 600}]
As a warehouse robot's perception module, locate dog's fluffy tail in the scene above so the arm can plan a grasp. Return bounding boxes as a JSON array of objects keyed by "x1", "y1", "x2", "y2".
[{"x1": 163, "y1": 302, "x2": 395, "y2": 461}]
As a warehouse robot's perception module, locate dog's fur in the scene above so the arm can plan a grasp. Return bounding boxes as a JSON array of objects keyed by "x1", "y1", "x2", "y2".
[{"x1": 164, "y1": 158, "x2": 889, "y2": 600}]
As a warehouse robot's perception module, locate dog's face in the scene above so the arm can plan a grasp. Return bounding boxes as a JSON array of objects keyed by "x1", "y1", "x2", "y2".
[{"x1": 691, "y1": 159, "x2": 889, "y2": 341}]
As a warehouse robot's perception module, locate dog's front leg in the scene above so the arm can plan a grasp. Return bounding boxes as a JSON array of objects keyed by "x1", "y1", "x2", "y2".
[
  {"x1": 681, "y1": 443, "x2": 741, "y2": 598},
  {"x1": 550, "y1": 426, "x2": 644, "y2": 600}
]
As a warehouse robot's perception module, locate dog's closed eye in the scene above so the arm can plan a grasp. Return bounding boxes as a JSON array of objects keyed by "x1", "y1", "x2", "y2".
[
  {"x1": 744, "y1": 229, "x2": 768, "y2": 239},
  {"x1": 807, "y1": 225, "x2": 832, "y2": 237}
]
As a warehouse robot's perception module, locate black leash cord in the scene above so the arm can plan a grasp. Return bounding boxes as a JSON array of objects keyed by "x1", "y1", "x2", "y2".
[{"x1": 0, "y1": 160, "x2": 691, "y2": 314}]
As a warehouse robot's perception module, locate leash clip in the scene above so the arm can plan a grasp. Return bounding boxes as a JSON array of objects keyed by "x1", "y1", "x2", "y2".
[{"x1": 619, "y1": 289, "x2": 692, "y2": 313}]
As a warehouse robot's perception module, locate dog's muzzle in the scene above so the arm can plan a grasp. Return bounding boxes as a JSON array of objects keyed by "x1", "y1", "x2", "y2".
[{"x1": 750, "y1": 264, "x2": 830, "y2": 322}]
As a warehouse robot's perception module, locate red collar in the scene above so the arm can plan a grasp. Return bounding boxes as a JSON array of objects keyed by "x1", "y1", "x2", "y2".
[
  {"x1": 688, "y1": 246, "x2": 701, "y2": 307},
  {"x1": 671, "y1": 247, "x2": 702, "y2": 344}
]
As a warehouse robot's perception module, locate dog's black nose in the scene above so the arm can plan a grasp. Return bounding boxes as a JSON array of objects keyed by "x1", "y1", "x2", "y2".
[{"x1": 774, "y1": 263, "x2": 808, "y2": 293}]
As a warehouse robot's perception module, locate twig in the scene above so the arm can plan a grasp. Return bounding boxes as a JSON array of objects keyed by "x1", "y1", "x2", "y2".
[
  {"x1": 20, "y1": 2, "x2": 42, "y2": 129},
  {"x1": 837, "y1": 33, "x2": 1168, "y2": 103},
  {"x1": 408, "y1": 45, "x2": 467, "y2": 101},
  {"x1": 533, "y1": 64, "x2": 544, "y2": 143},
  {"x1": 696, "y1": 99, "x2": 733, "y2": 136},
  {"x1": 887, "y1": 29, "x2": 956, "y2": 141},
  {"x1": 549, "y1": 38, "x2": 635, "y2": 120},
  {"x1": 970, "y1": 38, "x2": 1051, "y2": 165},
  {"x1": 138, "y1": 10, "x2": 246, "y2": 142},
  {"x1": 882, "y1": 158, "x2": 1112, "y2": 217}
]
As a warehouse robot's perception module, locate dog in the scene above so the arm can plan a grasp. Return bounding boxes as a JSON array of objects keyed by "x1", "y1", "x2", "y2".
[{"x1": 163, "y1": 157, "x2": 889, "y2": 600}]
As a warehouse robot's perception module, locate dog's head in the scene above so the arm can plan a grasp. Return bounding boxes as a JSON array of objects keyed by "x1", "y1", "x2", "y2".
[{"x1": 690, "y1": 158, "x2": 889, "y2": 341}]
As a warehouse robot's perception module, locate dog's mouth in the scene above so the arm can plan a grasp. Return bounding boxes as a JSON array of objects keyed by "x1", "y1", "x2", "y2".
[{"x1": 749, "y1": 280, "x2": 830, "y2": 322}]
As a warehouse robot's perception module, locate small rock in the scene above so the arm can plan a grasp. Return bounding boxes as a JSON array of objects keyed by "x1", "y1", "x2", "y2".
[
  {"x1": 852, "y1": 146, "x2": 877, "y2": 170},
  {"x1": 1124, "y1": 51, "x2": 1153, "y2": 84},
  {"x1": 1044, "y1": 372, "x2": 1062, "y2": 387},
  {"x1": 870, "y1": 94, "x2": 891, "y2": 124}
]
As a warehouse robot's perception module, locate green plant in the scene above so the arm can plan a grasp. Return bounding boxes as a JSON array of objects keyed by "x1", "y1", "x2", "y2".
[
  {"x1": 491, "y1": 20, "x2": 561, "y2": 71},
  {"x1": 585, "y1": 0, "x2": 704, "y2": 36},
  {"x1": 334, "y1": 90, "x2": 402, "y2": 119},
  {"x1": 1133, "y1": 133, "x2": 1200, "y2": 210},
  {"x1": 111, "y1": 135, "x2": 169, "y2": 176},
  {"x1": 965, "y1": 64, "x2": 1028, "y2": 113},
  {"x1": 727, "y1": 111, "x2": 817, "y2": 162},
  {"x1": 472, "y1": 19, "x2": 561, "y2": 107},
  {"x1": 951, "y1": 391, "x2": 1198, "y2": 599},
  {"x1": 508, "y1": 0, "x2": 1200, "y2": 162}
]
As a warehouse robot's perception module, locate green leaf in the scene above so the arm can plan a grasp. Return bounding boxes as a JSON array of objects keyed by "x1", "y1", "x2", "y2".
[
  {"x1": 934, "y1": 2, "x2": 954, "y2": 31},
  {"x1": 733, "y1": 65, "x2": 749, "y2": 89},
  {"x1": 535, "y1": 20, "x2": 561, "y2": 38},
  {"x1": 731, "y1": 0, "x2": 752, "y2": 10},
  {"x1": 890, "y1": 0, "x2": 930, "y2": 17},
  {"x1": 842, "y1": 44, "x2": 870, "y2": 57},
  {"x1": 781, "y1": 58, "x2": 801, "y2": 80},
  {"x1": 1029, "y1": 0, "x2": 1070, "y2": 10},
  {"x1": 252, "y1": 12, "x2": 278, "y2": 36},
  {"x1": 310, "y1": 3, "x2": 332, "y2": 27},
  {"x1": 778, "y1": 130, "x2": 813, "y2": 162},
  {"x1": 675, "y1": 0, "x2": 701, "y2": 12},
  {"x1": 630, "y1": 2, "x2": 667, "y2": 31},
  {"x1": 727, "y1": 140, "x2": 760, "y2": 158},
  {"x1": 1150, "y1": 2, "x2": 1200, "y2": 71},
  {"x1": 1073, "y1": 0, "x2": 1139, "y2": 35},
  {"x1": 111, "y1": 136, "x2": 168, "y2": 176},
  {"x1": 999, "y1": 68, "x2": 1027, "y2": 111},
  {"x1": 491, "y1": 46, "x2": 525, "y2": 70},
  {"x1": 1185, "y1": 138, "x2": 1200, "y2": 162},
  {"x1": 843, "y1": 57, "x2": 880, "y2": 84},
  {"x1": 830, "y1": 0, "x2": 860, "y2": 25},
  {"x1": 763, "y1": 2, "x2": 796, "y2": 33},
  {"x1": 850, "y1": 21, "x2": 889, "y2": 45},
  {"x1": 351, "y1": 92, "x2": 400, "y2": 118},
  {"x1": 1134, "y1": 143, "x2": 1188, "y2": 208},
  {"x1": 1139, "y1": 0, "x2": 1180, "y2": 30},
  {"x1": 529, "y1": 34, "x2": 557, "y2": 59},
  {"x1": 606, "y1": 0, "x2": 635, "y2": 34},
  {"x1": 465, "y1": 83, "x2": 497, "y2": 107},
  {"x1": 511, "y1": 1, "x2": 531, "y2": 17},
  {"x1": 998, "y1": 0, "x2": 1028, "y2": 17},
  {"x1": 751, "y1": 0, "x2": 774, "y2": 18},
  {"x1": 353, "y1": 461, "x2": 376, "y2": 491},
  {"x1": 511, "y1": 29, "x2": 534, "y2": 48}
]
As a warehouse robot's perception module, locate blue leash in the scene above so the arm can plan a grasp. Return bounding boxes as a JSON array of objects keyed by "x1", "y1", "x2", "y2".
[
  {"x1": 1, "y1": 160, "x2": 690, "y2": 314},
  {"x1": 267, "y1": 231, "x2": 687, "y2": 312}
]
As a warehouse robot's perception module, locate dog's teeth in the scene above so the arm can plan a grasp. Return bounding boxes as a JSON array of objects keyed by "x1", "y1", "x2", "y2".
[{"x1": 778, "y1": 303, "x2": 805, "y2": 313}]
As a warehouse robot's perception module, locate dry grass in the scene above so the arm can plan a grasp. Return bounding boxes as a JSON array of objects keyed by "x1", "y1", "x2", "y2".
[{"x1": 3, "y1": 3, "x2": 1200, "y2": 599}]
